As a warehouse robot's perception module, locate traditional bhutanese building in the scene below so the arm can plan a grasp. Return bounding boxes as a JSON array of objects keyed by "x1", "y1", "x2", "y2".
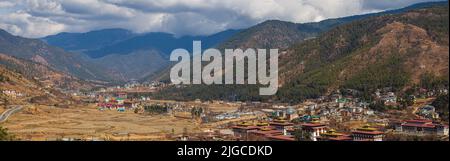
[
  {"x1": 394, "y1": 119, "x2": 449, "y2": 136},
  {"x1": 231, "y1": 122, "x2": 260, "y2": 140},
  {"x1": 317, "y1": 129, "x2": 352, "y2": 141},
  {"x1": 351, "y1": 125, "x2": 384, "y2": 141},
  {"x1": 269, "y1": 119, "x2": 294, "y2": 135},
  {"x1": 300, "y1": 120, "x2": 328, "y2": 141},
  {"x1": 248, "y1": 126, "x2": 283, "y2": 141}
]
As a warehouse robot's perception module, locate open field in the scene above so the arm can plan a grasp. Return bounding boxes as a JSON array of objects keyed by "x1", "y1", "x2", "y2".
[{"x1": 1, "y1": 104, "x2": 203, "y2": 141}]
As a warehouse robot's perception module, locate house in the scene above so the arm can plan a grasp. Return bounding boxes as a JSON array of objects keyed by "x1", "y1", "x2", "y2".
[
  {"x1": 269, "y1": 120, "x2": 294, "y2": 135},
  {"x1": 381, "y1": 92, "x2": 397, "y2": 105},
  {"x1": 417, "y1": 105, "x2": 439, "y2": 119},
  {"x1": 351, "y1": 125, "x2": 384, "y2": 141},
  {"x1": 285, "y1": 107, "x2": 298, "y2": 121},
  {"x1": 247, "y1": 126, "x2": 283, "y2": 141},
  {"x1": 231, "y1": 122, "x2": 260, "y2": 140},
  {"x1": 300, "y1": 121, "x2": 328, "y2": 141}
]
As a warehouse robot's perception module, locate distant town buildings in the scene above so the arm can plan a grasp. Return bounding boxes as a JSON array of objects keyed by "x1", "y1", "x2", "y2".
[{"x1": 1, "y1": 90, "x2": 24, "y2": 98}]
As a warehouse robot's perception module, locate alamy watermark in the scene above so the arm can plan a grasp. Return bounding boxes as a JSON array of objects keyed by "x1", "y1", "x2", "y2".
[{"x1": 170, "y1": 41, "x2": 278, "y2": 95}]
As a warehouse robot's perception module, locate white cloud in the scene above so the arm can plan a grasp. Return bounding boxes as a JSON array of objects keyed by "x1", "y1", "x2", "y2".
[
  {"x1": 0, "y1": 0, "x2": 441, "y2": 38},
  {"x1": 0, "y1": 1, "x2": 15, "y2": 8},
  {"x1": 0, "y1": 11, "x2": 65, "y2": 38}
]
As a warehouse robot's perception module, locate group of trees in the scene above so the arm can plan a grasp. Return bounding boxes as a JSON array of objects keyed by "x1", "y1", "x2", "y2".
[
  {"x1": 144, "y1": 104, "x2": 171, "y2": 114},
  {"x1": 419, "y1": 72, "x2": 449, "y2": 91},
  {"x1": 432, "y1": 94, "x2": 449, "y2": 121},
  {"x1": 0, "y1": 126, "x2": 13, "y2": 141},
  {"x1": 0, "y1": 74, "x2": 8, "y2": 82},
  {"x1": 293, "y1": 128, "x2": 312, "y2": 141},
  {"x1": 191, "y1": 107, "x2": 204, "y2": 118}
]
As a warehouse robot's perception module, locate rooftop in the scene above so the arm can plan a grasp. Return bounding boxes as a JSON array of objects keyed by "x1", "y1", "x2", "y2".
[{"x1": 267, "y1": 135, "x2": 296, "y2": 141}]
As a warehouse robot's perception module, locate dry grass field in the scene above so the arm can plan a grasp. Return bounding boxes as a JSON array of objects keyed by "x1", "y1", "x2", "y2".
[
  {"x1": 1, "y1": 104, "x2": 203, "y2": 141},
  {"x1": 0, "y1": 99, "x2": 242, "y2": 141}
]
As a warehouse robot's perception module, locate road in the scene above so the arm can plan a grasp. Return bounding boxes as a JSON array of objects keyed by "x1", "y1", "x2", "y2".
[{"x1": 0, "y1": 105, "x2": 23, "y2": 123}]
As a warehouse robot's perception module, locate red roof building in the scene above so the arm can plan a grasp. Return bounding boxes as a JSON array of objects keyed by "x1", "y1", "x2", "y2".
[
  {"x1": 395, "y1": 119, "x2": 449, "y2": 136},
  {"x1": 317, "y1": 129, "x2": 352, "y2": 141},
  {"x1": 301, "y1": 122, "x2": 328, "y2": 141},
  {"x1": 351, "y1": 125, "x2": 384, "y2": 141}
]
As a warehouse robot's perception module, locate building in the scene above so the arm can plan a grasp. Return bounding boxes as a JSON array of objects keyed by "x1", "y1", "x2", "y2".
[
  {"x1": 317, "y1": 129, "x2": 352, "y2": 141},
  {"x1": 300, "y1": 122, "x2": 328, "y2": 141},
  {"x1": 247, "y1": 126, "x2": 283, "y2": 141},
  {"x1": 231, "y1": 122, "x2": 260, "y2": 140},
  {"x1": 269, "y1": 120, "x2": 294, "y2": 135},
  {"x1": 394, "y1": 119, "x2": 449, "y2": 136},
  {"x1": 351, "y1": 125, "x2": 384, "y2": 141}
]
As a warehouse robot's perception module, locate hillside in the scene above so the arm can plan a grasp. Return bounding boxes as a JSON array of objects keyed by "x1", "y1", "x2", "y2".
[
  {"x1": 217, "y1": 1, "x2": 448, "y2": 50},
  {"x1": 0, "y1": 64, "x2": 66, "y2": 106},
  {"x1": 153, "y1": 4, "x2": 449, "y2": 103},
  {"x1": 0, "y1": 29, "x2": 115, "y2": 82},
  {"x1": 0, "y1": 53, "x2": 93, "y2": 90},
  {"x1": 86, "y1": 50, "x2": 168, "y2": 81},
  {"x1": 149, "y1": 1, "x2": 449, "y2": 83},
  {"x1": 277, "y1": 5, "x2": 449, "y2": 103},
  {"x1": 42, "y1": 29, "x2": 240, "y2": 82},
  {"x1": 42, "y1": 28, "x2": 136, "y2": 52}
]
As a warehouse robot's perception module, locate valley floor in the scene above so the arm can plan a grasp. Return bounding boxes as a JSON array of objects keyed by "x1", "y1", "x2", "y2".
[{"x1": 1, "y1": 104, "x2": 204, "y2": 141}]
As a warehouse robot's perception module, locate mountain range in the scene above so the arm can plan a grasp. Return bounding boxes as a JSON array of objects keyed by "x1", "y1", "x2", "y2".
[{"x1": 152, "y1": 1, "x2": 449, "y2": 103}]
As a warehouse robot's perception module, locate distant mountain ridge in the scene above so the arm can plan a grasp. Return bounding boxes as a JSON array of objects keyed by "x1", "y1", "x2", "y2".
[
  {"x1": 42, "y1": 28, "x2": 135, "y2": 52},
  {"x1": 0, "y1": 29, "x2": 115, "y2": 82},
  {"x1": 149, "y1": 1, "x2": 449, "y2": 83},
  {"x1": 217, "y1": 1, "x2": 449, "y2": 50},
  {"x1": 40, "y1": 28, "x2": 241, "y2": 81}
]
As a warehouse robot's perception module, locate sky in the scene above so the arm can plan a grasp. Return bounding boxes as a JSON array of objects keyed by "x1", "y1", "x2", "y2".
[{"x1": 0, "y1": 0, "x2": 443, "y2": 38}]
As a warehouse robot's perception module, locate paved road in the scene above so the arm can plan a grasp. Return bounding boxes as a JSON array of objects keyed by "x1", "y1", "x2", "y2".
[{"x1": 0, "y1": 105, "x2": 23, "y2": 123}]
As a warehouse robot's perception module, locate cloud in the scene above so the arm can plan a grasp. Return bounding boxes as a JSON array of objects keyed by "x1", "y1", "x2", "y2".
[
  {"x1": 0, "y1": 0, "x2": 441, "y2": 38},
  {"x1": 0, "y1": 11, "x2": 65, "y2": 38},
  {"x1": 0, "y1": 1, "x2": 15, "y2": 8}
]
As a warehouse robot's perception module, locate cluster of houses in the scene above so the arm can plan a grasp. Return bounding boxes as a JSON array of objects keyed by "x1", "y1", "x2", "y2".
[
  {"x1": 259, "y1": 96, "x2": 376, "y2": 125},
  {"x1": 1, "y1": 90, "x2": 24, "y2": 98},
  {"x1": 230, "y1": 119, "x2": 386, "y2": 141},
  {"x1": 377, "y1": 91, "x2": 398, "y2": 106},
  {"x1": 96, "y1": 93, "x2": 136, "y2": 112}
]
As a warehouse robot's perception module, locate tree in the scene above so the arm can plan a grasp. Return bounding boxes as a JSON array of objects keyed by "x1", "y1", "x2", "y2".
[
  {"x1": 432, "y1": 94, "x2": 449, "y2": 121},
  {"x1": 183, "y1": 127, "x2": 188, "y2": 136},
  {"x1": 0, "y1": 126, "x2": 13, "y2": 141},
  {"x1": 293, "y1": 129, "x2": 312, "y2": 141}
]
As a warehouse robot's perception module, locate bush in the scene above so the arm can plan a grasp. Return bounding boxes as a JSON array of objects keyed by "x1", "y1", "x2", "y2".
[{"x1": 0, "y1": 126, "x2": 13, "y2": 141}]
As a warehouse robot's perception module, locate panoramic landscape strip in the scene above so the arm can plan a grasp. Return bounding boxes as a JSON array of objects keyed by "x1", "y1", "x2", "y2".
[{"x1": 0, "y1": 0, "x2": 448, "y2": 144}]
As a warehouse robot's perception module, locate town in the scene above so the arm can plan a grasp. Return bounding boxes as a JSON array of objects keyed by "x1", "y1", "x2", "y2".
[{"x1": 5, "y1": 80, "x2": 444, "y2": 141}]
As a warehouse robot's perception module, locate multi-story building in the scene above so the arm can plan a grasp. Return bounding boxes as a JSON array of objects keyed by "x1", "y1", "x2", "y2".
[
  {"x1": 300, "y1": 122, "x2": 328, "y2": 141},
  {"x1": 351, "y1": 125, "x2": 384, "y2": 141},
  {"x1": 394, "y1": 119, "x2": 449, "y2": 136}
]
